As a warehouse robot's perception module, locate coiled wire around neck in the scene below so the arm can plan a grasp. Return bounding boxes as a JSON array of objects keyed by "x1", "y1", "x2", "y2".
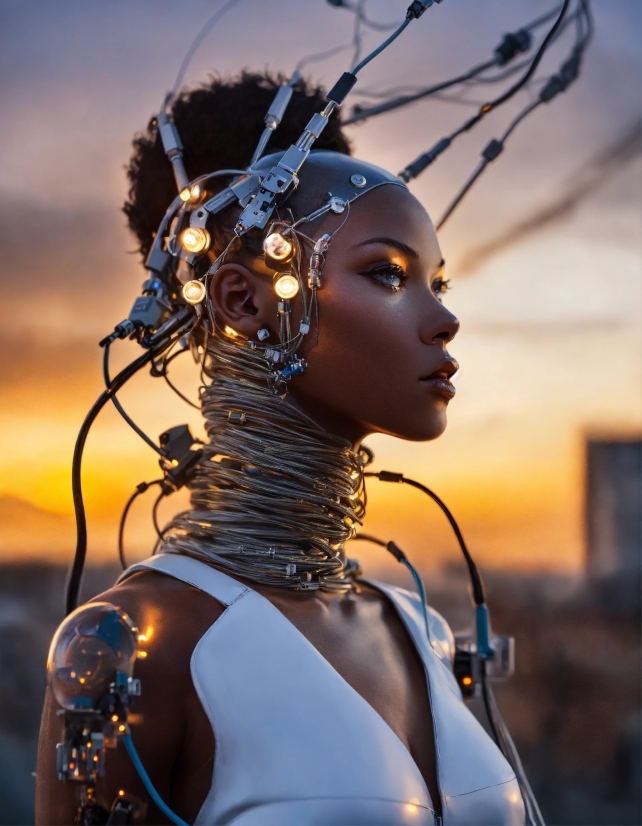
[{"x1": 160, "y1": 333, "x2": 368, "y2": 592}]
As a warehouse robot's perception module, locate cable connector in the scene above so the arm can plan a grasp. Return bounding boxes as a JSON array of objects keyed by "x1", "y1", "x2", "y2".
[
  {"x1": 99, "y1": 319, "x2": 135, "y2": 348},
  {"x1": 494, "y1": 29, "x2": 531, "y2": 65},
  {"x1": 385, "y1": 540, "x2": 407, "y2": 562},
  {"x1": 399, "y1": 137, "x2": 451, "y2": 182},
  {"x1": 406, "y1": 0, "x2": 444, "y2": 21},
  {"x1": 482, "y1": 138, "x2": 504, "y2": 162},
  {"x1": 327, "y1": 72, "x2": 357, "y2": 105},
  {"x1": 539, "y1": 48, "x2": 583, "y2": 102},
  {"x1": 378, "y1": 470, "x2": 404, "y2": 483},
  {"x1": 158, "y1": 425, "x2": 203, "y2": 492}
]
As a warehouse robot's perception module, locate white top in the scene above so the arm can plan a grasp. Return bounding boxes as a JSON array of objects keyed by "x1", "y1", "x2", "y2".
[{"x1": 120, "y1": 554, "x2": 525, "y2": 826}]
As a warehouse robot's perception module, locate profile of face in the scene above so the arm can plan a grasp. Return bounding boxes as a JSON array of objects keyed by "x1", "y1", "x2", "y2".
[{"x1": 211, "y1": 183, "x2": 459, "y2": 447}]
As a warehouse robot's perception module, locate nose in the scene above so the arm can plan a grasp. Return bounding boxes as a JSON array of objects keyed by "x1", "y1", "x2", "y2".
[{"x1": 419, "y1": 298, "x2": 460, "y2": 346}]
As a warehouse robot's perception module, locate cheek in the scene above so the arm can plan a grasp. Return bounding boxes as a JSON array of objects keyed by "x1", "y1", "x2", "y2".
[
  {"x1": 293, "y1": 272, "x2": 450, "y2": 440},
  {"x1": 306, "y1": 274, "x2": 411, "y2": 377}
]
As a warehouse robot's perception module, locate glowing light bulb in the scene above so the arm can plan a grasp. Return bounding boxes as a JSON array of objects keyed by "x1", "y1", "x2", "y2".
[
  {"x1": 179, "y1": 188, "x2": 191, "y2": 202},
  {"x1": 274, "y1": 274, "x2": 300, "y2": 300},
  {"x1": 182, "y1": 279, "x2": 206, "y2": 305},
  {"x1": 263, "y1": 232, "x2": 293, "y2": 262},
  {"x1": 180, "y1": 227, "x2": 210, "y2": 254},
  {"x1": 190, "y1": 184, "x2": 201, "y2": 200}
]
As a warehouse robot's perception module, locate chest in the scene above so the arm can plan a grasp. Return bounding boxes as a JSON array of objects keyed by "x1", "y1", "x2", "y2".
[{"x1": 261, "y1": 586, "x2": 438, "y2": 787}]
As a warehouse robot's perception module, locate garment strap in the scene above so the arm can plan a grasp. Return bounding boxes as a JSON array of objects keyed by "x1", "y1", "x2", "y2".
[{"x1": 117, "y1": 553, "x2": 249, "y2": 607}]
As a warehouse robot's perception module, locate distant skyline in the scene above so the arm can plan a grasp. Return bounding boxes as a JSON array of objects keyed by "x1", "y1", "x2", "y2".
[{"x1": 0, "y1": 0, "x2": 640, "y2": 576}]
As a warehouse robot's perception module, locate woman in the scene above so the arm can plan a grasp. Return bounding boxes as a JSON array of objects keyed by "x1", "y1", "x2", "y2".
[{"x1": 36, "y1": 73, "x2": 525, "y2": 825}]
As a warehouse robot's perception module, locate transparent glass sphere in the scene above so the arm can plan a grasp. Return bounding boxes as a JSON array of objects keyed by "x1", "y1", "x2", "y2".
[{"x1": 47, "y1": 603, "x2": 139, "y2": 711}]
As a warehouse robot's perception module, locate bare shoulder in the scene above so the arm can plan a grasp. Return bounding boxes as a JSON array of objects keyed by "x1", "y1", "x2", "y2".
[
  {"x1": 36, "y1": 570, "x2": 223, "y2": 825},
  {"x1": 94, "y1": 569, "x2": 225, "y2": 665}
]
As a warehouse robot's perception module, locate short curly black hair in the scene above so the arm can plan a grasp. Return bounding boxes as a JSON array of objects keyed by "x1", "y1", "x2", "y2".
[{"x1": 123, "y1": 71, "x2": 352, "y2": 259}]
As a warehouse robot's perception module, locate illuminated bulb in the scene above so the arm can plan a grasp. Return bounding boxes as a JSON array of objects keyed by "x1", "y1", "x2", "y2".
[
  {"x1": 274, "y1": 273, "x2": 299, "y2": 300},
  {"x1": 118, "y1": 790, "x2": 125, "y2": 797},
  {"x1": 182, "y1": 279, "x2": 206, "y2": 305},
  {"x1": 180, "y1": 227, "x2": 210, "y2": 254},
  {"x1": 179, "y1": 188, "x2": 191, "y2": 202},
  {"x1": 263, "y1": 232, "x2": 293, "y2": 262},
  {"x1": 462, "y1": 676, "x2": 473, "y2": 686},
  {"x1": 111, "y1": 714, "x2": 119, "y2": 722},
  {"x1": 190, "y1": 184, "x2": 201, "y2": 200},
  {"x1": 224, "y1": 325, "x2": 239, "y2": 338},
  {"x1": 118, "y1": 724, "x2": 126, "y2": 733}
]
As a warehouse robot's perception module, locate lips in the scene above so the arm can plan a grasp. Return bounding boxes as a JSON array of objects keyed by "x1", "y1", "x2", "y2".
[{"x1": 420, "y1": 358, "x2": 459, "y2": 399}]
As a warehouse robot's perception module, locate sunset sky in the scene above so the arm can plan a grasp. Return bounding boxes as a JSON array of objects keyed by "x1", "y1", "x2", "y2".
[{"x1": 0, "y1": 0, "x2": 640, "y2": 579}]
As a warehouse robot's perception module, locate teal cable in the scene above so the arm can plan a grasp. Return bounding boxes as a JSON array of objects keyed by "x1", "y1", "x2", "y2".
[
  {"x1": 401, "y1": 557, "x2": 432, "y2": 645},
  {"x1": 352, "y1": 19, "x2": 410, "y2": 74},
  {"x1": 121, "y1": 733, "x2": 188, "y2": 826}
]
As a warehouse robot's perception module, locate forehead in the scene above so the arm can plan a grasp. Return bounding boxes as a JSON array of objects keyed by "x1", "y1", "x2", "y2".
[{"x1": 329, "y1": 184, "x2": 441, "y2": 267}]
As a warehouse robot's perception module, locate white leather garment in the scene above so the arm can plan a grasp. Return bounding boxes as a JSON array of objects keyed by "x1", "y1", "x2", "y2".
[{"x1": 119, "y1": 554, "x2": 525, "y2": 826}]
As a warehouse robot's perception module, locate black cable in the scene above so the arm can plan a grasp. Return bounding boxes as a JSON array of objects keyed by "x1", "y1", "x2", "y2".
[
  {"x1": 344, "y1": 58, "x2": 498, "y2": 124},
  {"x1": 67, "y1": 349, "x2": 157, "y2": 615},
  {"x1": 103, "y1": 341, "x2": 164, "y2": 455},
  {"x1": 365, "y1": 471, "x2": 486, "y2": 606},
  {"x1": 436, "y1": 99, "x2": 542, "y2": 229},
  {"x1": 151, "y1": 490, "x2": 167, "y2": 540},
  {"x1": 160, "y1": 347, "x2": 201, "y2": 409},
  {"x1": 436, "y1": 0, "x2": 591, "y2": 228},
  {"x1": 484, "y1": 0, "x2": 570, "y2": 111},
  {"x1": 118, "y1": 479, "x2": 164, "y2": 570},
  {"x1": 399, "y1": 0, "x2": 574, "y2": 183},
  {"x1": 345, "y1": 3, "x2": 568, "y2": 125},
  {"x1": 66, "y1": 315, "x2": 192, "y2": 615}
]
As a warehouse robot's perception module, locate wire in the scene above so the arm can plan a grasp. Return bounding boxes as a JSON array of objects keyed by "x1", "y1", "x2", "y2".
[
  {"x1": 436, "y1": 99, "x2": 542, "y2": 229},
  {"x1": 358, "y1": 477, "x2": 544, "y2": 823},
  {"x1": 152, "y1": 490, "x2": 167, "y2": 540},
  {"x1": 160, "y1": 346, "x2": 201, "y2": 409},
  {"x1": 351, "y1": 18, "x2": 410, "y2": 75},
  {"x1": 484, "y1": 0, "x2": 570, "y2": 111},
  {"x1": 353, "y1": 533, "x2": 432, "y2": 644},
  {"x1": 294, "y1": 43, "x2": 351, "y2": 74},
  {"x1": 345, "y1": 2, "x2": 569, "y2": 125},
  {"x1": 168, "y1": 0, "x2": 243, "y2": 104},
  {"x1": 481, "y1": 674, "x2": 546, "y2": 825},
  {"x1": 67, "y1": 314, "x2": 192, "y2": 615},
  {"x1": 103, "y1": 341, "x2": 164, "y2": 455},
  {"x1": 365, "y1": 471, "x2": 486, "y2": 606},
  {"x1": 344, "y1": 57, "x2": 497, "y2": 124},
  {"x1": 118, "y1": 480, "x2": 164, "y2": 570},
  {"x1": 436, "y1": 1, "x2": 592, "y2": 228},
  {"x1": 121, "y1": 734, "x2": 188, "y2": 826}
]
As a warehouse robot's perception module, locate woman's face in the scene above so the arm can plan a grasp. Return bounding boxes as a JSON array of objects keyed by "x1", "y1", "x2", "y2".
[
  {"x1": 212, "y1": 184, "x2": 459, "y2": 447},
  {"x1": 290, "y1": 185, "x2": 459, "y2": 445}
]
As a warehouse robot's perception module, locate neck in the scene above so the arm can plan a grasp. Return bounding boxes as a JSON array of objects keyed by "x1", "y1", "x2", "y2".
[{"x1": 162, "y1": 335, "x2": 370, "y2": 592}]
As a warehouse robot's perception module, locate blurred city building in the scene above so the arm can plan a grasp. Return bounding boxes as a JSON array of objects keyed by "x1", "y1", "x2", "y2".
[{"x1": 585, "y1": 437, "x2": 642, "y2": 611}]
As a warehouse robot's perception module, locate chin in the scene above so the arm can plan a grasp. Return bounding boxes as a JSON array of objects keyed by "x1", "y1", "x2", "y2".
[{"x1": 387, "y1": 409, "x2": 449, "y2": 443}]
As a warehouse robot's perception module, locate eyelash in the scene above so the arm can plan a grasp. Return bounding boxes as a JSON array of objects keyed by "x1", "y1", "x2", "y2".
[
  {"x1": 362, "y1": 263, "x2": 407, "y2": 292},
  {"x1": 432, "y1": 277, "x2": 451, "y2": 298}
]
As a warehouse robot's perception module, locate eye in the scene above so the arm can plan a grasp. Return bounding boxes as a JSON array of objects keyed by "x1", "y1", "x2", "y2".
[
  {"x1": 432, "y1": 276, "x2": 450, "y2": 299},
  {"x1": 361, "y1": 263, "x2": 407, "y2": 292}
]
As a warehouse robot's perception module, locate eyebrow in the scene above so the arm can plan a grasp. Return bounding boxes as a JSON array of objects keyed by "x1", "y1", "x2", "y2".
[{"x1": 356, "y1": 237, "x2": 419, "y2": 260}]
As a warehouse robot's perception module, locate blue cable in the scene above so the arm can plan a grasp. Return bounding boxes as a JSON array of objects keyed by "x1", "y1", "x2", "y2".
[
  {"x1": 121, "y1": 733, "x2": 188, "y2": 826},
  {"x1": 401, "y1": 557, "x2": 432, "y2": 645}
]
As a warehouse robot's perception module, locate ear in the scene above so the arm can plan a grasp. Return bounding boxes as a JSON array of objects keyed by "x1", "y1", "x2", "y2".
[{"x1": 210, "y1": 263, "x2": 276, "y2": 339}]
